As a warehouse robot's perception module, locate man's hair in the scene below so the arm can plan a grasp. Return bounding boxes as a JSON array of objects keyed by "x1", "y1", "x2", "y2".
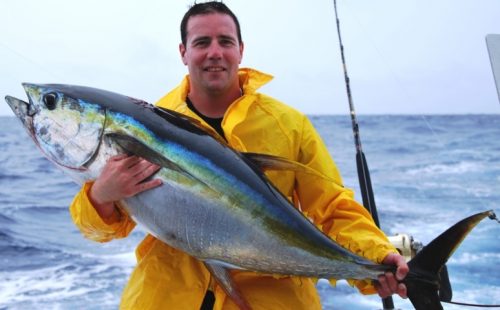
[{"x1": 180, "y1": 1, "x2": 242, "y2": 46}]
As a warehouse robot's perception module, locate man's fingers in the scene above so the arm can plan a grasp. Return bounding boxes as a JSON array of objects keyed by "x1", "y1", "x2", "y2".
[
  {"x1": 385, "y1": 272, "x2": 398, "y2": 293},
  {"x1": 122, "y1": 155, "x2": 144, "y2": 168},
  {"x1": 131, "y1": 161, "x2": 161, "y2": 182},
  {"x1": 377, "y1": 275, "x2": 390, "y2": 298},
  {"x1": 136, "y1": 179, "x2": 163, "y2": 193},
  {"x1": 376, "y1": 254, "x2": 409, "y2": 299},
  {"x1": 109, "y1": 154, "x2": 129, "y2": 161},
  {"x1": 376, "y1": 272, "x2": 407, "y2": 299},
  {"x1": 145, "y1": 163, "x2": 162, "y2": 176},
  {"x1": 392, "y1": 255, "x2": 409, "y2": 281},
  {"x1": 396, "y1": 264, "x2": 409, "y2": 281},
  {"x1": 398, "y1": 283, "x2": 407, "y2": 299}
]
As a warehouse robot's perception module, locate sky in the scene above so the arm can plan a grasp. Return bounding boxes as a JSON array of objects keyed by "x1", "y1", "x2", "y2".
[{"x1": 1, "y1": 0, "x2": 499, "y2": 116}]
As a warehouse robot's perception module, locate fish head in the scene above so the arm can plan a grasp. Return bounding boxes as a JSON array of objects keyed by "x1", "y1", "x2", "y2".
[{"x1": 5, "y1": 83, "x2": 106, "y2": 171}]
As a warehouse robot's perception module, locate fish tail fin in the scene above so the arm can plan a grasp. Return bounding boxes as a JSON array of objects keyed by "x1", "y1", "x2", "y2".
[{"x1": 405, "y1": 210, "x2": 497, "y2": 310}]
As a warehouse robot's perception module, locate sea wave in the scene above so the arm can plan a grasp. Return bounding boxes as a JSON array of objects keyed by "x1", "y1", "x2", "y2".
[
  {"x1": 0, "y1": 263, "x2": 125, "y2": 310},
  {"x1": 1, "y1": 115, "x2": 499, "y2": 310},
  {"x1": 0, "y1": 249, "x2": 135, "y2": 309},
  {"x1": 449, "y1": 252, "x2": 500, "y2": 265},
  {"x1": 405, "y1": 161, "x2": 483, "y2": 175}
]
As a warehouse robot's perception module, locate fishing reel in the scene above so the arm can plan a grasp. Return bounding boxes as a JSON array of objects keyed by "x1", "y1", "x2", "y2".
[
  {"x1": 388, "y1": 234, "x2": 452, "y2": 302},
  {"x1": 387, "y1": 234, "x2": 422, "y2": 262}
]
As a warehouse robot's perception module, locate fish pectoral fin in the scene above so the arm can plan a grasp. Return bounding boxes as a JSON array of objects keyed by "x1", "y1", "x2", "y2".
[
  {"x1": 204, "y1": 261, "x2": 252, "y2": 310},
  {"x1": 105, "y1": 132, "x2": 193, "y2": 178},
  {"x1": 242, "y1": 152, "x2": 343, "y2": 187}
]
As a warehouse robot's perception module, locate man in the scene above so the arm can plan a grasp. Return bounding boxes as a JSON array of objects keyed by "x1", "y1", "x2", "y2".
[{"x1": 70, "y1": 2, "x2": 408, "y2": 309}]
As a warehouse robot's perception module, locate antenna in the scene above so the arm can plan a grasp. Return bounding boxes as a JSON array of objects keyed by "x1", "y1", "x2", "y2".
[{"x1": 486, "y1": 34, "x2": 500, "y2": 103}]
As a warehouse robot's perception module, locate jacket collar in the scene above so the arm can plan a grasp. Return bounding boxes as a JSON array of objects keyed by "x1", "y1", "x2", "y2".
[
  {"x1": 163, "y1": 67, "x2": 274, "y2": 108},
  {"x1": 237, "y1": 67, "x2": 274, "y2": 94},
  {"x1": 155, "y1": 68, "x2": 273, "y2": 150}
]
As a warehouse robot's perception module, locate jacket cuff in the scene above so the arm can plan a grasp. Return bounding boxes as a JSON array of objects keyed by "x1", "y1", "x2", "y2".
[{"x1": 70, "y1": 182, "x2": 134, "y2": 242}]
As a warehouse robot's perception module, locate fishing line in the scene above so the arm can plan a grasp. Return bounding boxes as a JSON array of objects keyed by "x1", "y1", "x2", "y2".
[
  {"x1": 336, "y1": 3, "x2": 497, "y2": 221},
  {"x1": 0, "y1": 41, "x2": 64, "y2": 81},
  {"x1": 444, "y1": 301, "x2": 500, "y2": 308},
  {"x1": 332, "y1": 1, "x2": 391, "y2": 309},
  {"x1": 332, "y1": 1, "x2": 499, "y2": 309},
  {"x1": 331, "y1": 0, "x2": 380, "y2": 224},
  {"x1": 333, "y1": 3, "x2": 447, "y2": 146}
]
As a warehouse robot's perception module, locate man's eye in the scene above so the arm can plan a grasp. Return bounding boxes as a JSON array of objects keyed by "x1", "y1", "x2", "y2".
[
  {"x1": 194, "y1": 40, "x2": 209, "y2": 47},
  {"x1": 220, "y1": 39, "x2": 235, "y2": 46}
]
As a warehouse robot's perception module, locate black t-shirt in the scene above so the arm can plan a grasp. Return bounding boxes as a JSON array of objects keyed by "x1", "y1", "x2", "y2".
[{"x1": 185, "y1": 97, "x2": 225, "y2": 139}]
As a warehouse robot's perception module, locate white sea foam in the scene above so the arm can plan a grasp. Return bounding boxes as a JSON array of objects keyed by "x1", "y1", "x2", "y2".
[
  {"x1": 318, "y1": 279, "x2": 415, "y2": 310},
  {"x1": 445, "y1": 286, "x2": 500, "y2": 309},
  {"x1": 406, "y1": 161, "x2": 482, "y2": 175},
  {"x1": 77, "y1": 249, "x2": 137, "y2": 267},
  {"x1": 0, "y1": 265, "x2": 90, "y2": 303},
  {"x1": 0, "y1": 254, "x2": 133, "y2": 309},
  {"x1": 318, "y1": 272, "x2": 500, "y2": 310},
  {"x1": 449, "y1": 252, "x2": 500, "y2": 265},
  {"x1": 2, "y1": 115, "x2": 499, "y2": 310}
]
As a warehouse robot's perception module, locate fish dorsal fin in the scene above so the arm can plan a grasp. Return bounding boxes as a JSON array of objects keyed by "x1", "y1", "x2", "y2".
[
  {"x1": 154, "y1": 106, "x2": 229, "y2": 146},
  {"x1": 242, "y1": 152, "x2": 343, "y2": 187},
  {"x1": 204, "y1": 261, "x2": 251, "y2": 310},
  {"x1": 153, "y1": 107, "x2": 335, "y2": 187}
]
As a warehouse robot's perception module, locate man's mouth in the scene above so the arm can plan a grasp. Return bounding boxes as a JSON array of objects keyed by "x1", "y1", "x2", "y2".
[{"x1": 204, "y1": 66, "x2": 225, "y2": 72}]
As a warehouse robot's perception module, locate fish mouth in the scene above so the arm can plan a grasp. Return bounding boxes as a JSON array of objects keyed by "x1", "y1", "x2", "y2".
[
  {"x1": 5, "y1": 95, "x2": 30, "y2": 116},
  {"x1": 6, "y1": 82, "x2": 40, "y2": 118},
  {"x1": 5, "y1": 94, "x2": 35, "y2": 131},
  {"x1": 5, "y1": 85, "x2": 39, "y2": 147}
]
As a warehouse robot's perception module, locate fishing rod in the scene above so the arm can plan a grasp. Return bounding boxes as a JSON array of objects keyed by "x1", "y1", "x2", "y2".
[
  {"x1": 331, "y1": 1, "x2": 381, "y2": 228},
  {"x1": 332, "y1": 2, "x2": 500, "y2": 309},
  {"x1": 331, "y1": 0, "x2": 389, "y2": 308}
]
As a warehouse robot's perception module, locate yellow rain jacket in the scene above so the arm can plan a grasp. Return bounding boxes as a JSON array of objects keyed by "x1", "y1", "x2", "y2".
[{"x1": 70, "y1": 68, "x2": 398, "y2": 309}]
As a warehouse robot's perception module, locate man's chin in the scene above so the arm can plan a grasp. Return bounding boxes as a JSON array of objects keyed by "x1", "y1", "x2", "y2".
[{"x1": 203, "y1": 81, "x2": 229, "y2": 93}]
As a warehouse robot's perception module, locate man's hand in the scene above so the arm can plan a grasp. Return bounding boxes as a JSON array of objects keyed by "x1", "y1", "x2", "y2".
[
  {"x1": 375, "y1": 253, "x2": 409, "y2": 299},
  {"x1": 89, "y1": 154, "x2": 162, "y2": 220}
]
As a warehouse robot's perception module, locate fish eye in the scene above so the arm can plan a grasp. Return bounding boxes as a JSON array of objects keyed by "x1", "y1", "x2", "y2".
[{"x1": 43, "y1": 92, "x2": 58, "y2": 110}]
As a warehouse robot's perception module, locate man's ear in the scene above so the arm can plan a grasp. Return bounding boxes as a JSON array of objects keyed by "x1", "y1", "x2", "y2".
[
  {"x1": 238, "y1": 41, "x2": 244, "y2": 64},
  {"x1": 179, "y1": 43, "x2": 187, "y2": 65}
]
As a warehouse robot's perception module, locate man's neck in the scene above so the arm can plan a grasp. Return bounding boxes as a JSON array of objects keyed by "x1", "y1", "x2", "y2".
[{"x1": 188, "y1": 86, "x2": 242, "y2": 118}]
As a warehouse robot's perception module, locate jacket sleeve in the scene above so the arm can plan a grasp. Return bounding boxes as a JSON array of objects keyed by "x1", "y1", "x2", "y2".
[
  {"x1": 69, "y1": 182, "x2": 136, "y2": 243},
  {"x1": 295, "y1": 116, "x2": 398, "y2": 294}
]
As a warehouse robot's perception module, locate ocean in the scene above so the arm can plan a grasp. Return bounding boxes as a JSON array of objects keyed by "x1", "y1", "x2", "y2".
[{"x1": 0, "y1": 114, "x2": 499, "y2": 310}]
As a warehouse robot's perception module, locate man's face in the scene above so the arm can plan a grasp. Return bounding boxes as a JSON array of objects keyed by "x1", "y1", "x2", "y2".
[{"x1": 180, "y1": 13, "x2": 244, "y2": 96}]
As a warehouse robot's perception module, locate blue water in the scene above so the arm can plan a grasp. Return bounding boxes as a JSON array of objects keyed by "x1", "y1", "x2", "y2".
[{"x1": 1, "y1": 115, "x2": 499, "y2": 309}]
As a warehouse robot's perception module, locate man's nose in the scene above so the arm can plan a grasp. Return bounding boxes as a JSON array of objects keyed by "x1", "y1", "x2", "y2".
[{"x1": 207, "y1": 42, "x2": 223, "y2": 59}]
